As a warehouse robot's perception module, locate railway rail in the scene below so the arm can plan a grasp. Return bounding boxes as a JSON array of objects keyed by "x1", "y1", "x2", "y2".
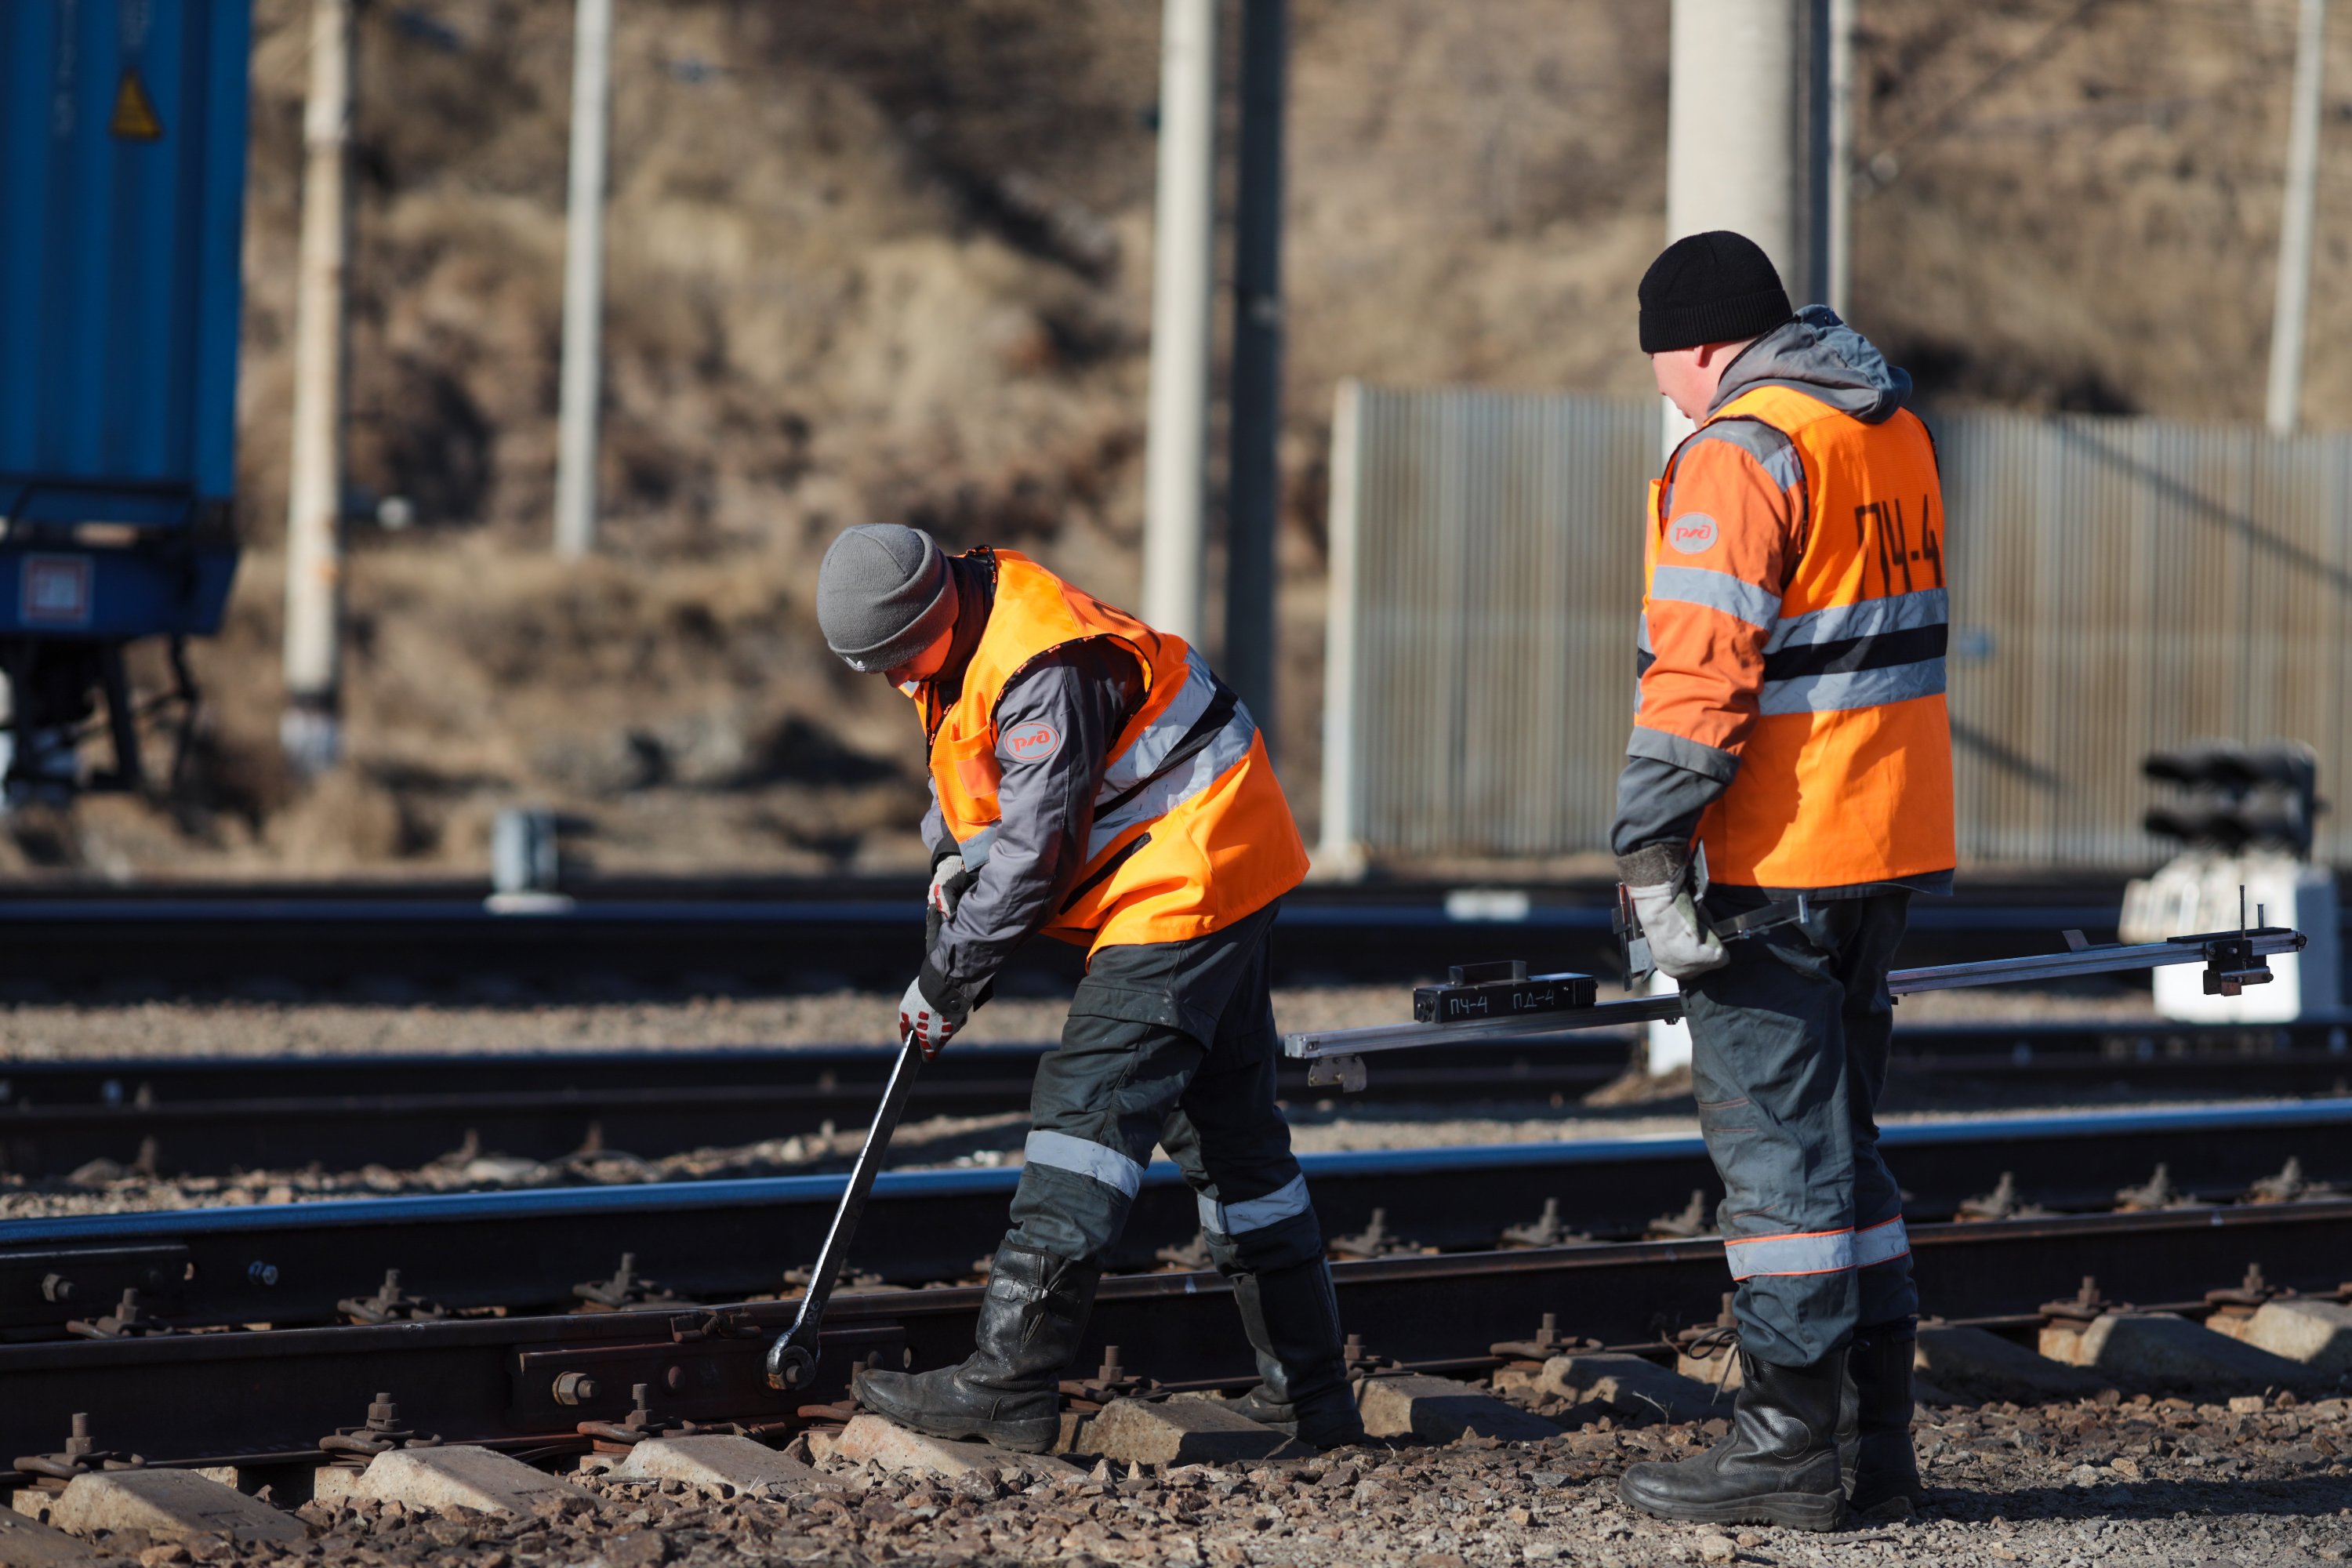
[
  {"x1": 4, "y1": 1099, "x2": 2346, "y2": 1341},
  {"x1": 0, "y1": 877, "x2": 2180, "y2": 995},
  {"x1": 2, "y1": 1197, "x2": 2346, "y2": 1477},
  {"x1": 4, "y1": 1019, "x2": 2346, "y2": 1179}
]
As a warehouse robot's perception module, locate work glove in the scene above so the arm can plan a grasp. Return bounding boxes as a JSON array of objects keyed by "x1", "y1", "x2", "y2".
[
  {"x1": 924, "y1": 851, "x2": 973, "y2": 950},
  {"x1": 1617, "y1": 845, "x2": 1729, "y2": 982},
  {"x1": 899, "y1": 962, "x2": 988, "y2": 1059}
]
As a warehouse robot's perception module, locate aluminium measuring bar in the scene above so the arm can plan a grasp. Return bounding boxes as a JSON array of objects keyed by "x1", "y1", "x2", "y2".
[{"x1": 1281, "y1": 925, "x2": 2309, "y2": 1088}]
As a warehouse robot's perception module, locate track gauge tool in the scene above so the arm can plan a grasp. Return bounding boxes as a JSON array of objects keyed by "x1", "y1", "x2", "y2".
[{"x1": 1287, "y1": 891, "x2": 2306, "y2": 1092}]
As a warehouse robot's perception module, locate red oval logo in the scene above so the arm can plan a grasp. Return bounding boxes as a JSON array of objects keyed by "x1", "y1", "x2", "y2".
[
  {"x1": 1004, "y1": 722, "x2": 1062, "y2": 763},
  {"x1": 1668, "y1": 514, "x2": 1719, "y2": 554}
]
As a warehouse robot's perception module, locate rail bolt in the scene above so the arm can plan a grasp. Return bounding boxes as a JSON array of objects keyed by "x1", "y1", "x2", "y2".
[
  {"x1": 664, "y1": 1364, "x2": 685, "y2": 1393},
  {"x1": 41, "y1": 1273, "x2": 73, "y2": 1303},
  {"x1": 552, "y1": 1372, "x2": 600, "y2": 1406},
  {"x1": 249, "y1": 1261, "x2": 279, "y2": 1287}
]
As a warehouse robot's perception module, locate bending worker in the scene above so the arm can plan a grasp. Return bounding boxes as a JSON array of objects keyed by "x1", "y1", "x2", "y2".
[
  {"x1": 1611, "y1": 232, "x2": 1953, "y2": 1530},
  {"x1": 812, "y1": 524, "x2": 1362, "y2": 1454}
]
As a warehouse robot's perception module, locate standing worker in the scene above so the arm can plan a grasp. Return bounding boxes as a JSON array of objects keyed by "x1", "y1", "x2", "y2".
[
  {"x1": 812, "y1": 525, "x2": 1363, "y2": 1454},
  {"x1": 1610, "y1": 232, "x2": 1953, "y2": 1530}
]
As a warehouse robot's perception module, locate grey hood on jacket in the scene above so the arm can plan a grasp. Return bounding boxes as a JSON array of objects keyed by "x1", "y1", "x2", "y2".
[{"x1": 1708, "y1": 305, "x2": 1911, "y2": 425}]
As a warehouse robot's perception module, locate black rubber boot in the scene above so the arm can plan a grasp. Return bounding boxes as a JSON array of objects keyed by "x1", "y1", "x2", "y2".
[
  {"x1": 1617, "y1": 1348, "x2": 1847, "y2": 1532},
  {"x1": 1225, "y1": 1256, "x2": 1365, "y2": 1449},
  {"x1": 1843, "y1": 1320, "x2": 1924, "y2": 1518},
  {"x1": 853, "y1": 1243, "x2": 1098, "y2": 1454}
]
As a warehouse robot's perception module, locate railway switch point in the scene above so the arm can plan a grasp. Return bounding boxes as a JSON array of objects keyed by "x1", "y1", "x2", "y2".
[
  {"x1": 827, "y1": 1414, "x2": 1080, "y2": 1482},
  {"x1": 1538, "y1": 1354, "x2": 1727, "y2": 1425},
  {"x1": 340, "y1": 1445, "x2": 597, "y2": 1517},
  {"x1": 1356, "y1": 1375, "x2": 1561, "y2": 1444},
  {"x1": 2204, "y1": 1298, "x2": 2352, "y2": 1376},
  {"x1": 2038, "y1": 1311, "x2": 2317, "y2": 1394},
  {"x1": 1077, "y1": 1399, "x2": 1294, "y2": 1467},
  {"x1": 43, "y1": 1471, "x2": 306, "y2": 1546},
  {"x1": 0, "y1": 1508, "x2": 96, "y2": 1567},
  {"x1": 612, "y1": 1435, "x2": 830, "y2": 1494}
]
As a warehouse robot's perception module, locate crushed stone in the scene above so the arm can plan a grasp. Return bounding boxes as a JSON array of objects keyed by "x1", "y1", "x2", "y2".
[{"x1": 49, "y1": 1394, "x2": 2344, "y2": 1567}]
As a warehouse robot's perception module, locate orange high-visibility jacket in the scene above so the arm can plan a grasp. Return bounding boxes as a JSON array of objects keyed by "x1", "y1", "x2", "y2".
[
  {"x1": 1634, "y1": 383, "x2": 1955, "y2": 890},
  {"x1": 920, "y1": 550, "x2": 1308, "y2": 953}
]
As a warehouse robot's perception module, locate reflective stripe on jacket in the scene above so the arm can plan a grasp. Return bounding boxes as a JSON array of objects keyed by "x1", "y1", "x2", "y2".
[
  {"x1": 921, "y1": 550, "x2": 1307, "y2": 951},
  {"x1": 1635, "y1": 382, "x2": 1956, "y2": 889}
]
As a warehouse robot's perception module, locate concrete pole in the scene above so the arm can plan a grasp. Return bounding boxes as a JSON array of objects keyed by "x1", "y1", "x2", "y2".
[
  {"x1": 2267, "y1": 0, "x2": 2327, "y2": 437},
  {"x1": 554, "y1": 0, "x2": 615, "y2": 558},
  {"x1": 1224, "y1": 0, "x2": 1286, "y2": 740},
  {"x1": 1662, "y1": 0, "x2": 1806, "y2": 453},
  {"x1": 281, "y1": 0, "x2": 354, "y2": 775},
  {"x1": 1142, "y1": 0, "x2": 1218, "y2": 642},
  {"x1": 1824, "y1": 0, "x2": 1857, "y2": 316},
  {"x1": 1316, "y1": 379, "x2": 1364, "y2": 875},
  {"x1": 1650, "y1": 0, "x2": 1806, "y2": 1066}
]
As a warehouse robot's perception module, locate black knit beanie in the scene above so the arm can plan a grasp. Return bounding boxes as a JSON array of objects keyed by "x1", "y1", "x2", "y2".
[{"x1": 1639, "y1": 230, "x2": 1793, "y2": 354}]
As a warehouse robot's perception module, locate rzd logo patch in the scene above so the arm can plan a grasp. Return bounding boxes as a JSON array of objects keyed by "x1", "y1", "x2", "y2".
[
  {"x1": 1668, "y1": 513, "x2": 1719, "y2": 554},
  {"x1": 1003, "y1": 722, "x2": 1063, "y2": 764}
]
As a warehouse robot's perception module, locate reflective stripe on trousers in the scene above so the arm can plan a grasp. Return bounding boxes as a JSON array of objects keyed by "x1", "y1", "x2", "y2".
[
  {"x1": 1726, "y1": 1215, "x2": 1911, "y2": 1280},
  {"x1": 1197, "y1": 1173, "x2": 1312, "y2": 1237},
  {"x1": 1023, "y1": 1130, "x2": 1145, "y2": 1198}
]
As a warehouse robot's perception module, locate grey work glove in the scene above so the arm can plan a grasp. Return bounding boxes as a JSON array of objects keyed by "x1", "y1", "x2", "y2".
[
  {"x1": 1617, "y1": 845, "x2": 1729, "y2": 982},
  {"x1": 924, "y1": 851, "x2": 973, "y2": 951},
  {"x1": 927, "y1": 851, "x2": 968, "y2": 916},
  {"x1": 900, "y1": 971, "x2": 967, "y2": 1058},
  {"x1": 903, "y1": 958, "x2": 991, "y2": 1061}
]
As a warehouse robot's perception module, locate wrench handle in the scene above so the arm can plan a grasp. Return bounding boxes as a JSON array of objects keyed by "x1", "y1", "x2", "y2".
[{"x1": 766, "y1": 1030, "x2": 927, "y2": 1390}]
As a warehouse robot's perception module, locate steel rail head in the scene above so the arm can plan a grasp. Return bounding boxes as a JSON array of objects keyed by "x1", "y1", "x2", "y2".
[{"x1": 13, "y1": 1199, "x2": 2352, "y2": 1469}]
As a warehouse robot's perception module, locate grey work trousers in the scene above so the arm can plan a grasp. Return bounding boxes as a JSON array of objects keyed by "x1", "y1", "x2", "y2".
[
  {"x1": 1005, "y1": 901, "x2": 1324, "y2": 1277},
  {"x1": 1680, "y1": 889, "x2": 1920, "y2": 1368}
]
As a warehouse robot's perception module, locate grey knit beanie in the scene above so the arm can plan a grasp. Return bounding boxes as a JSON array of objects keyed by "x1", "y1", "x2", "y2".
[{"x1": 816, "y1": 524, "x2": 956, "y2": 673}]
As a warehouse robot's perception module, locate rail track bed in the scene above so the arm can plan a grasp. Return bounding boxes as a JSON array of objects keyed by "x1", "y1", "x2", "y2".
[
  {"x1": 0, "y1": 875, "x2": 2182, "y2": 996},
  {"x1": 4, "y1": 1100, "x2": 2350, "y2": 1474},
  {"x1": 6, "y1": 1018, "x2": 2347, "y2": 1180},
  {"x1": 2, "y1": 1199, "x2": 2347, "y2": 1479}
]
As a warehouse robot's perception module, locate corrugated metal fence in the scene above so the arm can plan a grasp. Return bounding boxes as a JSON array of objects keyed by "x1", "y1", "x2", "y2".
[{"x1": 1319, "y1": 382, "x2": 2352, "y2": 868}]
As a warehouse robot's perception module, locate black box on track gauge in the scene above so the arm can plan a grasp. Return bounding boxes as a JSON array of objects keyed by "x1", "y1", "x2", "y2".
[{"x1": 1414, "y1": 960, "x2": 1598, "y2": 1024}]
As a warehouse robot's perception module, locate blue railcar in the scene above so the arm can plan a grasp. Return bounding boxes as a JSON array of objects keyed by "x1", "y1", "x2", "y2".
[{"x1": 0, "y1": 0, "x2": 250, "y2": 794}]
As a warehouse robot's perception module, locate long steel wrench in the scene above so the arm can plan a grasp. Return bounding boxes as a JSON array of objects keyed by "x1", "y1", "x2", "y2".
[{"x1": 765, "y1": 1030, "x2": 927, "y2": 1391}]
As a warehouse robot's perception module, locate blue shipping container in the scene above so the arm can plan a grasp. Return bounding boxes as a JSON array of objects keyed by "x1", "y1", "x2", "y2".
[{"x1": 0, "y1": 0, "x2": 249, "y2": 640}]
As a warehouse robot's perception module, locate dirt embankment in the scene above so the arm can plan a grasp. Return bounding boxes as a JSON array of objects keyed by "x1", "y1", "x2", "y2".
[{"x1": 15, "y1": 0, "x2": 2344, "y2": 880}]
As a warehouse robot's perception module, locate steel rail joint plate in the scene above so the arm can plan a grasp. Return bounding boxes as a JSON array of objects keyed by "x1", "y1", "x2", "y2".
[
  {"x1": 0, "y1": 1247, "x2": 190, "y2": 1330},
  {"x1": 510, "y1": 1323, "x2": 902, "y2": 1426}
]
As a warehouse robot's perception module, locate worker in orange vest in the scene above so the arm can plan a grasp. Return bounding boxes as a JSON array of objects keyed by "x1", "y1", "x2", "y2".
[
  {"x1": 812, "y1": 525, "x2": 1362, "y2": 1454},
  {"x1": 1610, "y1": 232, "x2": 1954, "y2": 1531}
]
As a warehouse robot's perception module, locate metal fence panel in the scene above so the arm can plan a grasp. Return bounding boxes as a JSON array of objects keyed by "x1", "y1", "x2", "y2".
[{"x1": 1323, "y1": 385, "x2": 2352, "y2": 868}]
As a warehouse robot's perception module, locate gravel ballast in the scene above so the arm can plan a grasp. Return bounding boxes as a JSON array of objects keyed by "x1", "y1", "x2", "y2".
[
  {"x1": 20, "y1": 1393, "x2": 2344, "y2": 1567},
  {"x1": 0, "y1": 982, "x2": 2158, "y2": 1060}
]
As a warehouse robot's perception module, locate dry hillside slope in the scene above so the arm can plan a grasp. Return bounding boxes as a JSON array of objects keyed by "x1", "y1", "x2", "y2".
[{"x1": 17, "y1": 0, "x2": 2345, "y2": 877}]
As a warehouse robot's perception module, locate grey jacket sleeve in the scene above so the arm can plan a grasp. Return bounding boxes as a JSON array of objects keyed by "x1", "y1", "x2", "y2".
[
  {"x1": 924, "y1": 640, "x2": 1144, "y2": 994},
  {"x1": 1609, "y1": 753, "x2": 1728, "y2": 862},
  {"x1": 920, "y1": 784, "x2": 952, "y2": 866}
]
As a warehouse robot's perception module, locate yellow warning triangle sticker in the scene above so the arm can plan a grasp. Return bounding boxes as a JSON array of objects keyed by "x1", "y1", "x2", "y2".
[{"x1": 111, "y1": 70, "x2": 163, "y2": 141}]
